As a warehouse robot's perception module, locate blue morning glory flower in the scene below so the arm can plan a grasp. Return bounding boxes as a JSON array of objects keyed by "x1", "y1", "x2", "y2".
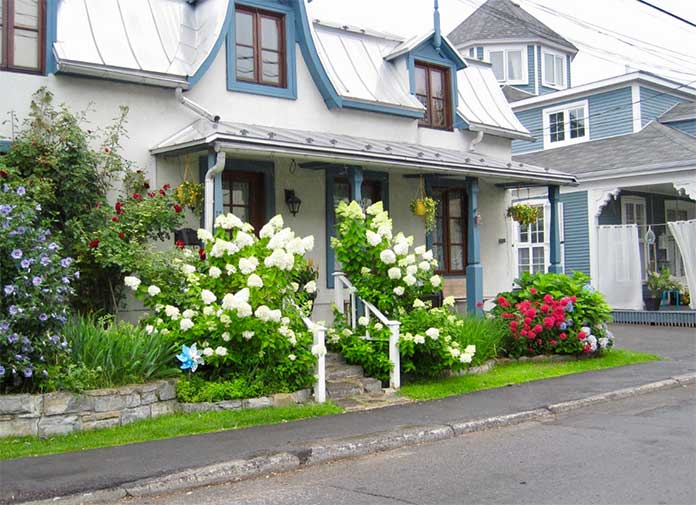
[
  {"x1": 564, "y1": 301, "x2": 574, "y2": 313},
  {"x1": 23, "y1": 368, "x2": 32, "y2": 378},
  {"x1": 16, "y1": 186, "x2": 26, "y2": 196},
  {"x1": 60, "y1": 257, "x2": 73, "y2": 268},
  {"x1": 559, "y1": 322, "x2": 567, "y2": 331},
  {"x1": 20, "y1": 258, "x2": 31, "y2": 269},
  {"x1": 32, "y1": 276, "x2": 43, "y2": 287},
  {"x1": 4, "y1": 285, "x2": 15, "y2": 295},
  {"x1": 177, "y1": 344, "x2": 204, "y2": 372},
  {"x1": 0, "y1": 366, "x2": 5, "y2": 376},
  {"x1": 10, "y1": 249, "x2": 22, "y2": 259},
  {"x1": 39, "y1": 313, "x2": 48, "y2": 322},
  {"x1": 48, "y1": 242, "x2": 59, "y2": 251}
]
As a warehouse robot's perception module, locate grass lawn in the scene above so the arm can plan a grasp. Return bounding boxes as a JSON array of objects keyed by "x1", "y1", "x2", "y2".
[
  {"x1": 401, "y1": 349, "x2": 662, "y2": 401},
  {"x1": 0, "y1": 402, "x2": 342, "y2": 461}
]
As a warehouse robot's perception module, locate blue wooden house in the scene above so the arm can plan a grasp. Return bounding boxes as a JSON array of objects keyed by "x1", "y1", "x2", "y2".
[{"x1": 450, "y1": 0, "x2": 696, "y2": 323}]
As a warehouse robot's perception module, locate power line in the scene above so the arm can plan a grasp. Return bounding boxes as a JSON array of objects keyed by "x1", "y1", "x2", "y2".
[{"x1": 635, "y1": 0, "x2": 696, "y2": 28}]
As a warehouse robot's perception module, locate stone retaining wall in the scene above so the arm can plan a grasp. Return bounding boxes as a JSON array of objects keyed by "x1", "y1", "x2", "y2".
[{"x1": 0, "y1": 382, "x2": 315, "y2": 438}]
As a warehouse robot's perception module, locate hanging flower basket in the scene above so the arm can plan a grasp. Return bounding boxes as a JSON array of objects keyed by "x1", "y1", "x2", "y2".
[
  {"x1": 507, "y1": 204, "x2": 541, "y2": 226},
  {"x1": 410, "y1": 176, "x2": 438, "y2": 231},
  {"x1": 412, "y1": 199, "x2": 427, "y2": 216}
]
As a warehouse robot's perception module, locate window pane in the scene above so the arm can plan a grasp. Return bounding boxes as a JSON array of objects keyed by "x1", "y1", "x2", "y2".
[
  {"x1": 449, "y1": 218, "x2": 463, "y2": 243},
  {"x1": 490, "y1": 51, "x2": 504, "y2": 81},
  {"x1": 333, "y1": 180, "x2": 351, "y2": 209},
  {"x1": 448, "y1": 194, "x2": 462, "y2": 218},
  {"x1": 262, "y1": 50, "x2": 280, "y2": 84},
  {"x1": 431, "y1": 98, "x2": 445, "y2": 128},
  {"x1": 430, "y1": 69, "x2": 444, "y2": 98},
  {"x1": 232, "y1": 181, "x2": 250, "y2": 206},
  {"x1": 433, "y1": 244, "x2": 444, "y2": 269},
  {"x1": 518, "y1": 248, "x2": 530, "y2": 276},
  {"x1": 549, "y1": 112, "x2": 565, "y2": 142},
  {"x1": 519, "y1": 225, "x2": 528, "y2": 243},
  {"x1": 361, "y1": 181, "x2": 381, "y2": 207},
  {"x1": 507, "y1": 50, "x2": 522, "y2": 81},
  {"x1": 449, "y1": 245, "x2": 464, "y2": 271},
  {"x1": 235, "y1": 11, "x2": 254, "y2": 46},
  {"x1": 13, "y1": 28, "x2": 39, "y2": 68},
  {"x1": 232, "y1": 206, "x2": 249, "y2": 223},
  {"x1": 569, "y1": 107, "x2": 585, "y2": 139},
  {"x1": 544, "y1": 53, "x2": 554, "y2": 84},
  {"x1": 260, "y1": 17, "x2": 279, "y2": 51},
  {"x1": 532, "y1": 247, "x2": 545, "y2": 273},
  {"x1": 15, "y1": 0, "x2": 39, "y2": 29},
  {"x1": 236, "y1": 45, "x2": 255, "y2": 80},
  {"x1": 415, "y1": 66, "x2": 427, "y2": 95},
  {"x1": 555, "y1": 56, "x2": 564, "y2": 86}
]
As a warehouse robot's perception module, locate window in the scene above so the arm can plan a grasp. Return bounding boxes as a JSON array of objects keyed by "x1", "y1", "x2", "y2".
[
  {"x1": 235, "y1": 6, "x2": 285, "y2": 87},
  {"x1": 432, "y1": 189, "x2": 467, "y2": 274},
  {"x1": 542, "y1": 100, "x2": 588, "y2": 147},
  {"x1": 415, "y1": 62, "x2": 452, "y2": 130},
  {"x1": 1, "y1": 0, "x2": 44, "y2": 73},
  {"x1": 222, "y1": 171, "x2": 265, "y2": 232},
  {"x1": 513, "y1": 200, "x2": 564, "y2": 278},
  {"x1": 487, "y1": 47, "x2": 525, "y2": 84},
  {"x1": 621, "y1": 196, "x2": 648, "y2": 279},
  {"x1": 542, "y1": 50, "x2": 566, "y2": 89}
]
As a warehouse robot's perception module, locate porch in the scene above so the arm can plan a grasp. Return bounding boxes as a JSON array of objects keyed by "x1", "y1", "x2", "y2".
[{"x1": 151, "y1": 118, "x2": 576, "y2": 320}]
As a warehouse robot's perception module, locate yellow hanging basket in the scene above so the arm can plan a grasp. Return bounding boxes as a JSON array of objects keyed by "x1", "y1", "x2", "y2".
[
  {"x1": 413, "y1": 199, "x2": 427, "y2": 216},
  {"x1": 410, "y1": 176, "x2": 437, "y2": 231}
]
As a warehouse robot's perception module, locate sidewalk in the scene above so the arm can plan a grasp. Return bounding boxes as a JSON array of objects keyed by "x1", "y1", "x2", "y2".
[{"x1": 2, "y1": 325, "x2": 694, "y2": 504}]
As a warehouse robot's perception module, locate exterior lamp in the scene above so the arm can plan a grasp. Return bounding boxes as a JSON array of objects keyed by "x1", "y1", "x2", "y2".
[{"x1": 285, "y1": 189, "x2": 302, "y2": 216}]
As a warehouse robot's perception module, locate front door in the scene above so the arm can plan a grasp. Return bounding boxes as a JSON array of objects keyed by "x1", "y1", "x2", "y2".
[{"x1": 222, "y1": 171, "x2": 265, "y2": 231}]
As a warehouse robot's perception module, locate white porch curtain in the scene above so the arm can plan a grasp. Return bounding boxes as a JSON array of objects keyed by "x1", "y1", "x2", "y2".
[
  {"x1": 667, "y1": 220, "x2": 696, "y2": 310},
  {"x1": 597, "y1": 225, "x2": 644, "y2": 310}
]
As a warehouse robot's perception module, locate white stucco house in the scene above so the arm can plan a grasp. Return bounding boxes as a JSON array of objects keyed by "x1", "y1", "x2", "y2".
[{"x1": 0, "y1": 0, "x2": 576, "y2": 321}]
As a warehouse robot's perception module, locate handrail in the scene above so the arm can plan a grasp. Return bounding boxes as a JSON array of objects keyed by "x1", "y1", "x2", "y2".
[
  {"x1": 332, "y1": 272, "x2": 401, "y2": 390},
  {"x1": 301, "y1": 315, "x2": 326, "y2": 403}
]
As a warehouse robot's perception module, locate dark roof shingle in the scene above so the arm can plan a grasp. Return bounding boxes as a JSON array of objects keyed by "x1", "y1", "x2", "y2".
[
  {"x1": 658, "y1": 101, "x2": 696, "y2": 123},
  {"x1": 448, "y1": 0, "x2": 577, "y2": 53},
  {"x1": 513, "y1": 122, "x2": 696, "y2": 177}
]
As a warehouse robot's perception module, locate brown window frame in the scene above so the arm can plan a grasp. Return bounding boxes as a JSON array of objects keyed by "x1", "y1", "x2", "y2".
[
  {"x1": 234, "y1": 5, "x2": 286, "y2": 88},
  {"x1": 222, "y1": 171, "x2": 266, "y2": 233},
  {"x1": 432, "y1": 188, "x2": 467, "y2": 275},
  {"x1": 0, "y1": 0, "x2": 45, "y2": 74},
  {"x1": 415, "y1": 61, "x2": 452, "y2": 130}
]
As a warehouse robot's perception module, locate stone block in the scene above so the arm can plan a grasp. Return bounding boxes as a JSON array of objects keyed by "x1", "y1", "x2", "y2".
[
  {"x1": 179, "y1": 402, "x2": 218, "y2": 414},
  {"x1": 81, "y1": 410, "x2": 121, "y2": 423},
  {"x1": 140, "y1": 390, "x2": 159, "y2": 405},
  {"x1": 157, "y1": 380, "x2": 177, "y2": 401},
  {"x1": 38, "y1": 415, "x2": 80, "y2": 437},
  {"x1": 272, "y1": 393, "x2": 295, "y2": 407},
  {"x1": 151, "y1": 400, "x2": 178, "y2": 417},
  {"x1": 121, "y1": 405, "x2": 151, "y2": 425},
  {"x1": 43, "y1": 392, "x2": 90, "y2": 416},
  {"x1": 0, "y1": 394, "x2": 42, "y2": 416},
  {"x1": 245, "y1": 397, "x2": 272, "y2": 409},
  {"x1": 218, "y1": 400, "x2": 242, "y2": 410},
  {"x1": 0, "y1": 417, "x2": 38, "y2": 437},
  {"x1": 122, "y1": 392, "x2": 142, "y2": 409},
  {"x1": 82, "y1": 416, "x2": 121, "y2": 431},
  {"x1": 92, "y1": 394, "x2": 126, "y2": 413},
  {"x1": 292, "y1": 389, "x2": 311, "y2": 404}
]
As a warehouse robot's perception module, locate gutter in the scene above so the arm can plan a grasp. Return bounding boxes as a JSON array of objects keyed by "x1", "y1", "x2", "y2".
[
  {"x1": 204, "y1": 145, "x2": 226, "y2": 233},
  {"x1": 57, "y1": 59, "x2": 189, "y2": 89}
]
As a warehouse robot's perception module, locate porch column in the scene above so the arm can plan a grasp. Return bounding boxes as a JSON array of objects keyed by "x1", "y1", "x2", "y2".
[
  {"x1": 466, "y1": 177, "x2": 483, "y2": 316},
  {"x1": 349, "y1": 166, "x2": 363, "y2": 203},
  {"x1": 548, "y1": 185, "x2": 563, "y2": 273}
]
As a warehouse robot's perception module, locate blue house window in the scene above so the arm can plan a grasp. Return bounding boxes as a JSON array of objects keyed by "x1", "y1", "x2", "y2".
[{"x1": 227, "y1": 1, "x2": 297, "y2": 100}]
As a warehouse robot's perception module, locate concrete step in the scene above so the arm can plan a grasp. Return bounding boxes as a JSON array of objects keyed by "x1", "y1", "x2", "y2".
[
  {"x1": 326, "y1": 379, "x2": 364, "y2": 399},
  {"x1": 325, "y1": 352, "x2": 346, "y2": 365},
  {"x1": 327, "y1": 364, "x2": 365, "y2": 380},
  {"x1": 334, "y1": 392, "x2": 412, "y2": 412}
]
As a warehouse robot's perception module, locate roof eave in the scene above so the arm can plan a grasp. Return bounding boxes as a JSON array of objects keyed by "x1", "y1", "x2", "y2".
[
  {"x1": 57, "y1": 59, "x2": 190, "y2": 89},
  {"x1": 466, "y1": 123, "x2": 534, "y2": 142}
]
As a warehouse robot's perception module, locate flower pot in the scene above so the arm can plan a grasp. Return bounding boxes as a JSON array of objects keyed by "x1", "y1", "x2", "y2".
[
  {"x1": 644, "y1": 297, "x2": 661, "y2": 311},
  {"x1": 413, "y1": 199, "x2": 427, "y2": 216}
]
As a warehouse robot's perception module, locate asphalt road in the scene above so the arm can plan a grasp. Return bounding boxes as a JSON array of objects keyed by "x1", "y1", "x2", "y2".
[{"x1": 121, "y1": 384, "x2": 696, "y2": 505}]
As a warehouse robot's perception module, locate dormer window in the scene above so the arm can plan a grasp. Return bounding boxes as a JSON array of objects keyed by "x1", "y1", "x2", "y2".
[
  {"x1": 415, "y1": 62, "x2": 452, "y2": 130},
  {"x1": 0, "y1": 0, "x2": 44, "y2": 74},
  {"x1": 542, "y1": 50, "x2": 566, "y2": 89},
  {"x1": 542, "y1": 100, "x2": 588, "y2": 148},
  {"x1": 486, "y1": 47, "x2": 525, "y2": 84},
  {"x1": 235, "y1": 6, "x2": 285, "y2": 87}
]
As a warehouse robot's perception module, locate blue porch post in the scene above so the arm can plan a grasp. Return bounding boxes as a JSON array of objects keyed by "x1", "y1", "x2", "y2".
[
  {"x1": 349, "y1": 166, "x2": 363, "y2": 204},
  {"x1": 548, "y1": 185, "x2": 563, "y2": 274},
  {"x1": 210, "y1": 151, "x2": 224, "y2": 222},
  {"x1": 466, "y1": 177, "x2": 483, "y2": 316}
]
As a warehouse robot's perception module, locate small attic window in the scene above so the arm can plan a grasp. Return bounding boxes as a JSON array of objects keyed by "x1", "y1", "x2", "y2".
[
  {"x1": 485, "y1": 46, "x2": 526, "y2": 85},
  {"x1": 415, "y1": 62, "x2": 452, "y2": 130},
  {"x1": 0, "y1": 0, "x2": 44, "y2": 74},
  {"x1": 235, "y1": 6, "x2": 286, "y2": 87}
]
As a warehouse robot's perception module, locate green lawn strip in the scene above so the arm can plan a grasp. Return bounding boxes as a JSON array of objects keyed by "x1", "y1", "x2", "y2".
[
  {"x1": 0, "y1": 402, "x2": 343, "y2": 461},
  {"x1": 401, "y1": 349, "x2": 663, "y2": 401}
]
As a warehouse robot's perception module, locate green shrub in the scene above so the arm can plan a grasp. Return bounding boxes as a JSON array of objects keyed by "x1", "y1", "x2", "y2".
[
  {"x1": 58, "y1": 314, "x2": 179, "y2": 390},
  {"x1": 492, "y1": 271, "x2": 614, "y2": 358},
  {"x1": 176, "y1": 376, "x2": 264, "y2": 403}
]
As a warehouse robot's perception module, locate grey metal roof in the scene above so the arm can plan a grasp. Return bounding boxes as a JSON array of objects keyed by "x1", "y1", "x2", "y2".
[
  {"x1": 151, "y1": 118, "x2": 575, "y2": 185},
  {"x1": 501, "y1": 84, "x2": 535, "y2": 103},
  {"x1": 659, "y1": 101, "x2": 696, "y2": 123},
  {"x1": 513, "y1": 122, "x2": 696, "y2": 178},
  {"x1": 448, "y1": 0, "x2": 578, "y2": 53},
  {"x1": 54, "y1": 0, "x2": 229, "y2": 85}
]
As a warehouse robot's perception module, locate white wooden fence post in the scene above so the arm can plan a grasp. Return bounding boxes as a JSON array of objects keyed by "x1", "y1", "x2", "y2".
[
  {"x1": 314, "y1": 325, "x2": 326, "y2": 403},
  {"x1": 333, "y1": 272, "x2": 344, "y2": 317},
  {"x1": 387, "y1": 321, "x2": 401, "y2": 390}
]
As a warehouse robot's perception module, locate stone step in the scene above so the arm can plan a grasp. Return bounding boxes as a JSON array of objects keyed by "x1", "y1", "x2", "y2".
[
  {"x1": 359, "y1": 377, "x2": 383, "y2": 394},
  {"x1": 326, "y1": 379, "x2": 364, "y2": 399},
  {"x1": 325, "y1": 352, "x2": 345, "y2": 365},
  {"x1": 334, "y1": 392, "x2": 412, "y2": 412},
  {"x1": 326, "y1": 364, "x2": 365, "y2": 380}
]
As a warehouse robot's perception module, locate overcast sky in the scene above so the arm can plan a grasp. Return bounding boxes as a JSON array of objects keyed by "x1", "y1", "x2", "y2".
[{"x1": 307, "y1": 0, "x2": 696, "y2": 86}]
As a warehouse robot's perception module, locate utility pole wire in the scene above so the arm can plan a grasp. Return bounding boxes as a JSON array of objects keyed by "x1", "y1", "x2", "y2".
[{"x1": 635, "y1": 0, "x2": 696, "y2": 28}]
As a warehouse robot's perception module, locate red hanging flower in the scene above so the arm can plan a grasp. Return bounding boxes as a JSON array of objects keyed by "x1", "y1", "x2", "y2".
[
  {"x1": 115, "y1": 202, "x2": 125, "y2": 215},
  {"x1": 476, "y1": 301, "x2": 484, "y2": 308},
  {"x1": 148, "y1": 192, "x2": 156, "y2": 198},
  {"x1": 119, "y1": 232, "x2": 126, "y2": 240},
  {"x1": 163, "y1": 184, "x2": 171, "y2": 190},
  {"x1": 198, "y1": 247, "x2": 206, "y2": 260},
  {"x1": 159, "y1": 189, "x2": 166, "y2": 196},
  {"x1": 173, "y1": 204, "x2": 183, "y2": 213},
  {"x1": 104, "y1": 147, "x2": 111, "y2": 153},
  {"x1": 111, "y1": 216, "x2": 119, "y2": 223},
  {"x1": 133, "y1": 193, "x2": 142, "y2": 201},
  {"x1": 529, "y1": 287, "x2": 538, "y2": 295},
  {"x1": 0, "y1": 170, "x2": 8, "y2": 179},
  {"x1": 175, "y1": 240, "x2": 185, "y2": 249},
  {"x1": 89, "y1": 239, "x2": 100, "y2": 248},
  {"x1": 96, "y1": 202, "x2": 103, "y2": 208}
]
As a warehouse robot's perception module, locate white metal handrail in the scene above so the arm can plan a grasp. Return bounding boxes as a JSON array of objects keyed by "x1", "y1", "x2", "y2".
[
  {"x1": 333, "y1": 272, "x2": 401, "y2": 389},
  {"x1": 301, "y1": 315, "x2": 326, "y2": 403}
]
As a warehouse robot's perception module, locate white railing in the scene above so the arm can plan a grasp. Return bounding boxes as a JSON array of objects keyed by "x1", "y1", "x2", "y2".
[
  {"x1": 333, "y1": 272, "x2": 401, "y2": 390},
  {"x1": 301, "y1": 315, "x2": 326, "y2": 403}
]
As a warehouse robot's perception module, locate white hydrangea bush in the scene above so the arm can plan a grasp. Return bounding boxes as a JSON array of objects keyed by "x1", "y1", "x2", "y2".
[{"x1": 124, "y1": 213, "x2": 319, "y2": 393}]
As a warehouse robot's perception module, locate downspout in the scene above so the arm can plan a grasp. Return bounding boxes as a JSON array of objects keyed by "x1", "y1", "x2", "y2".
[
  {"x1": 175, "y1": 87, "x2": 221, "y2": 123},
  {"x1": 205, "y1": 145, "x2": 226, "y2": 233},
  {"x1": 468, "y1": 130, "x2": 484, "y2": 152}
]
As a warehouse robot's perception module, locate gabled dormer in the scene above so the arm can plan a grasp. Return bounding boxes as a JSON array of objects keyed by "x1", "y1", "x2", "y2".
[{"x1": 448, "y1": 0, "x2": 577, "y2": 97}]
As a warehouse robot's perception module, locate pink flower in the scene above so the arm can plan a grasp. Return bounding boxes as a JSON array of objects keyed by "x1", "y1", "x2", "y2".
[
  {"x1": 577, "y1": 331, "x2": 586, "y2": 340},
  {"x1": 530, "y1": 288, "x2": 538, "y2": 294}
]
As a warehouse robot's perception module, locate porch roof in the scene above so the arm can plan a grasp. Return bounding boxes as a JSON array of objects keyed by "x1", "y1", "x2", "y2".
[{"x1": 151, "y1": 119, "x2": 576, "y2": 186}]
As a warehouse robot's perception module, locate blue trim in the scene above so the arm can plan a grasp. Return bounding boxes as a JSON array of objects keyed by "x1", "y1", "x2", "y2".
[
  {"x1": 548, "y1": 185, "x2": 563, "y2": 273},
  {"x1": 342, "y1": 99, "x2": 423, "y2": 119},
  {"x1": 466, "y1": 177, "x2": 483, "y2": 316},
  {"x1": 226, "y1": 1, "x2": 297, "y2": 100},
  {"x1": 212, "y1": 153, "x2": 224, "y2": 221},
  {"x1": 325, "y1": 170, "x2": 338, "y2": 289},
  {"x1": 188, "y1": 0, "x2": 235, "y2": 87},
  {"x1": 45, "y1": 0, "x2": 58, "y2": 74},
  {"x1": 0, "y1": 139, "x2": 12, "y2": 153}
]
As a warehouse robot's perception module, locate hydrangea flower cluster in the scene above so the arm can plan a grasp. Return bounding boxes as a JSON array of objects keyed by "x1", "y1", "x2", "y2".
[
  {"x1": 333, "y1": 201, "x2": 441, "y2": 315},
  {"x1": 125, "y1": 213, "x2": 319, "y2": 392},
  {"x1": 1, "y1": 182, "x2": 77, "y2": 392}
]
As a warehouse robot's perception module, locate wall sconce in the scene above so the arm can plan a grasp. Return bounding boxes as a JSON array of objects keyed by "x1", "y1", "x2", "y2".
[
  {"x1": 474, "y1": 213, "x2": 482, "y2": 226},
  {"x1": 285, "y1": 189, "x2": 302, "y2": 216}
]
